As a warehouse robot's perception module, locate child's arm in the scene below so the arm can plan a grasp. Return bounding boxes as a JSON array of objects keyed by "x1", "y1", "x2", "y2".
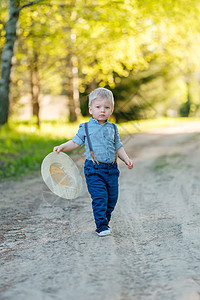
[
  {"x1": 53, "y1": 140, "x2": 80, "y2": 154},
  {"x1": 117, "y1": 146, "x2": 133, "y2": 169}
]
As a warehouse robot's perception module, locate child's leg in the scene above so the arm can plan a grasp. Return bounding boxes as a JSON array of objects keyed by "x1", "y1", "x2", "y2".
[
  {"x1": 106, "y1": 185, "x2": 118, "y2": 223},
  {"x1": 85, "y1": 173, "x2": 109, "y2": 229},
  {"x1": 106, "y1": 168, "x2": 119, "y2": 223}
]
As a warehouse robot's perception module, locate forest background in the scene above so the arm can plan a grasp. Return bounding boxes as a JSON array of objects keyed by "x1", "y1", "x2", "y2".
[{"x1": 0, "y1": 0, "x2": 200, "y2": 180}]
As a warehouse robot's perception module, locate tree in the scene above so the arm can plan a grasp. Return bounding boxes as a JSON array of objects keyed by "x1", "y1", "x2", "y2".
[
  {"x1": 0, "y1": 0, "x2": 45, "y2": 125},
  {"x1": 2, "y1": 0, "x2": 200, "y2": 124}
]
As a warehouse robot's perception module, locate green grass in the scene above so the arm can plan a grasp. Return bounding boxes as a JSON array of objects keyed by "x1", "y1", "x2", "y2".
[
  {"x1": 0, "y1": 125, "x2": 65, "y2": 181},
  {"x1": 153, "y1": 153, "x2": 186, "y2": 172},
  {"x1": 0, "y1": 116, "x2": 199, "y2": 181}
]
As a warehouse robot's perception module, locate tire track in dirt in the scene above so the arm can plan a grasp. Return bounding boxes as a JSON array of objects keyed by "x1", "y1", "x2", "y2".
[{"x1": 112, "y1": 128, "x2": 200, "y2": 300}]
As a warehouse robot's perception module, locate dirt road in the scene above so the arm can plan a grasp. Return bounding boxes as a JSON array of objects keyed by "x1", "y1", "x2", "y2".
[{"x1": 1, "y1": 122, "x2": 200, "y2": 300}]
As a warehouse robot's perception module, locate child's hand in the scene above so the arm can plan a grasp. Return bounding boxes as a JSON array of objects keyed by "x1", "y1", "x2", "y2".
[
  {"x1": 53, "y1": 140, "x2": 80, "y2": 153},
  {"x1": 125, "y1": 158, "x2": 133, "y2": 169},
  {"x1": 118, "y1": 147, "x2": 133, "y2": 169},
  {"x1": 53, "y1": 145, "x2": 63, "y2": 154}
]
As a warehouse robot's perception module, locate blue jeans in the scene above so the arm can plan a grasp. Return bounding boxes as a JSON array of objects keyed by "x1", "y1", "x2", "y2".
[{"x1": 84, "y1": 159, "x2": 120, "y2": 229}]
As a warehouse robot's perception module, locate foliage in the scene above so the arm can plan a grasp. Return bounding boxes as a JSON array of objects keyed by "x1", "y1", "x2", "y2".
[
  {"x1": 0, "y1": 1, "x2": 8, "y2": 63},
  {"x1": 1, "y1": 0, "x2": 200, "y2": 120}
]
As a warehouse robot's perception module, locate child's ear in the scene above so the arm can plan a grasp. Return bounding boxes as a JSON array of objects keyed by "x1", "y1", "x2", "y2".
[{"x1": 89, "y1": 106, "x2": 92, "y2": 115}]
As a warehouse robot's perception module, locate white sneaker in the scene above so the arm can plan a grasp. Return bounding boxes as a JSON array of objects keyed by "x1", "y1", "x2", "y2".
[{"x1": 96, "y1": 229, "x2": 111, "y2": 237}]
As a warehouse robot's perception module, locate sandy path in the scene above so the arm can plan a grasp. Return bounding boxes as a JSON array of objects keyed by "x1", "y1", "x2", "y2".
[{"x1": 1, "y1": 121, "x2": 200, "y2": 300}]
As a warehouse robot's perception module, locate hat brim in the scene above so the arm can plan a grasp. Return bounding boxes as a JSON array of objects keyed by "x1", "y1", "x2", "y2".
[{"x1": 41, "y1": 152, "x2": 83, "y2": 199}]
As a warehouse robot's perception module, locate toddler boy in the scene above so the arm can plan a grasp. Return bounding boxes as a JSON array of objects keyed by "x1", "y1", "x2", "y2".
[{"x1": 53, "y1": 87, "x2": 133, "y2": 236}]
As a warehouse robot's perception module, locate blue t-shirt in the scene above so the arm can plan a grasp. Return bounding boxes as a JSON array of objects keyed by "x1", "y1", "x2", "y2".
[{"x1": 72, "y1": 117, "x2": 123, "y2": 163}]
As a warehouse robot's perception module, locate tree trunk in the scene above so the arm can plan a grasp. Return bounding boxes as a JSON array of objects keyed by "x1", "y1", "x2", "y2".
[
  {"x1": 67, "y1": 53, "x2": 76, "y2": 122},
  {"x1": 30, "y1": 51, "x2": 40, "y2": 127},
  {"x1": 0, "y1": 0, "x2": 19, "y2": 125},
  {"x1": 66, "y1": 52, "x2": 80, "y2": 122}
]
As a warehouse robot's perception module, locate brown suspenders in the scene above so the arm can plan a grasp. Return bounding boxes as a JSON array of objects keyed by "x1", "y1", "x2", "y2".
[{"x1": 85, "y1": 122, "x2": 118, "y2": 165}]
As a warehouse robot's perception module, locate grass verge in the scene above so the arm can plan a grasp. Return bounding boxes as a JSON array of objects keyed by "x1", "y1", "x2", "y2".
[{"x1": 0, "y1": 117, "x2": 199, "y2": 181}]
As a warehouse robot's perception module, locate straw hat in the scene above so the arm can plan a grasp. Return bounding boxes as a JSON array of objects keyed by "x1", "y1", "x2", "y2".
[{"x1": 41, "y1": 152, "x2": 83, "y2": 199}]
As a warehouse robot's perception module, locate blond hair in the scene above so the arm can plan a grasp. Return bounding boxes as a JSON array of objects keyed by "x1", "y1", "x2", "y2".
[{"x1": 89, "y1": 87, "x2": 114, "y2": 108}]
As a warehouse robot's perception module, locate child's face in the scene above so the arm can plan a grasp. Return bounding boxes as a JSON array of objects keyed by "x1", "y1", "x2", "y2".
[{"x1": 89, "y1": 98, "x2": 113, "y2": 124}]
